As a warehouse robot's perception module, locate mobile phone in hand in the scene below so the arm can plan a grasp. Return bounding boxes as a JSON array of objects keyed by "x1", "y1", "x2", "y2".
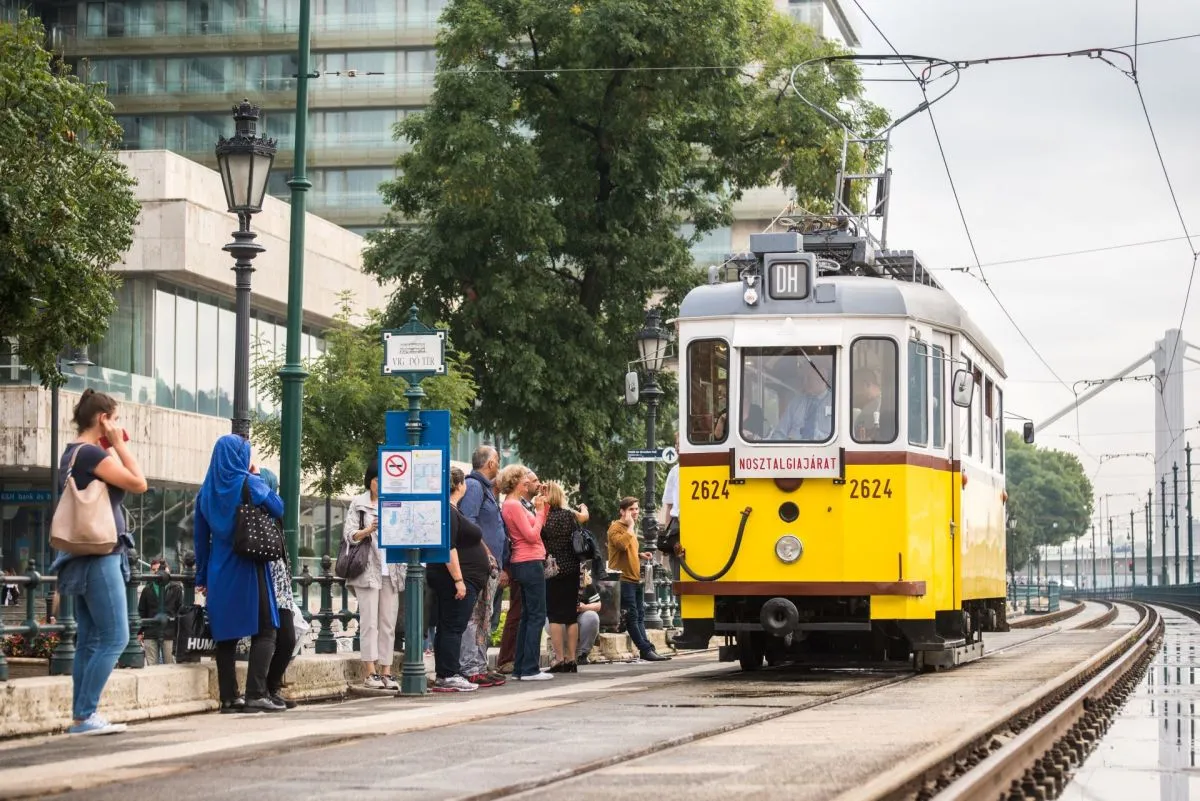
[{"x1": 99, "y1": 429, "x2": 129, "y2": 450}]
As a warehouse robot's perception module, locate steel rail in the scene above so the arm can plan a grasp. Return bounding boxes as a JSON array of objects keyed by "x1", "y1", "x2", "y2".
[
  {"x1": 1074, "y1": 601, "x2": 1119, "y2": 630},
  {"x1": 934, "y1": 602, "x2": 1160, "y2": 801},
  {"x1": 837, "y1": 602, "x2": 1157, "y2": 801},
  {"x1": 1009, "y1": 600, "x2": 1085, "y2": 629}
]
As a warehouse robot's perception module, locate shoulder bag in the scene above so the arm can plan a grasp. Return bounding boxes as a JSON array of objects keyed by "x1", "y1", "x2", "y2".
[
  {"x1": 49, "y1": 444, "x2": 118, "y2": 556},
  {"x1": 335, "y1": 510, "x2": 372, "y2": 581},
  {"x1": 233, "y1": 479, "x2": 285, "y2": 562}
]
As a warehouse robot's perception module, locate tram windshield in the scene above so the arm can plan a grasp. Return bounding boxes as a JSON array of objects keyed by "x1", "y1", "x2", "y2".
[{"x1": 741, "y1": 346, "x2": 836, "y2": 443}]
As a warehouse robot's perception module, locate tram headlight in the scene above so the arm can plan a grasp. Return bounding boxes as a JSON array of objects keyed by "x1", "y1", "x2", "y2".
[
  {"x1": 743, "y1": 285, "x2": 759, "y2": 305},
  {"x1": 775, "y1": 535, "x2": 802, "y2": 563}
]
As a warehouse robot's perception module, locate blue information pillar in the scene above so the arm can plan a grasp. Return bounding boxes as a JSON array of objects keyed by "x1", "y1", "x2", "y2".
[
  {"x1": 378, "y1": 411, "x2": 450, "y2": 695},
  {"x1": 379, "y1": 305, "x2": 448, "y2": 696}
]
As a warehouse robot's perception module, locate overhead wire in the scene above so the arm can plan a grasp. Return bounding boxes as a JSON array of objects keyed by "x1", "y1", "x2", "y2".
[{"x1": 845, "y1": 0, "x2": 1074, "y2": 395}]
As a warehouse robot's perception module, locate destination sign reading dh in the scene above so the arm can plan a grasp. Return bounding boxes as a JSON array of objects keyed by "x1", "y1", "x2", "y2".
[{"x1": 768, "y1": 261, "x2": 810, "y2": 300}]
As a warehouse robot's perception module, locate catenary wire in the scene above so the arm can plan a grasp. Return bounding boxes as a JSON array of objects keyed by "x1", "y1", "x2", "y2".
[{"x1": 846, "y1": 0, "x2": 1074, "y2": 394}]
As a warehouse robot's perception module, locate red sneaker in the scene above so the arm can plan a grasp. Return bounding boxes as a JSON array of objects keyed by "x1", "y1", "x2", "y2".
[{"x1": 468, "y1": 673, "x2": 498, "y2": 687}]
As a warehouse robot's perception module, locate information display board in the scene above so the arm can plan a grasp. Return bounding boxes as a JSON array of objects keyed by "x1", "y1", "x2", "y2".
[{"x1": 377, "y1": 409, "x2": 451, "y2": 562}]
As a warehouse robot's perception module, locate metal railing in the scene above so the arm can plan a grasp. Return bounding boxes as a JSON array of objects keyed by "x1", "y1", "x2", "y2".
[
  {"x1": 1007, "y1": 582, "x2": 1061, "y2": 613},
  {"x1": 0, "y1": 549, "x2": 358, "y2": 681}
]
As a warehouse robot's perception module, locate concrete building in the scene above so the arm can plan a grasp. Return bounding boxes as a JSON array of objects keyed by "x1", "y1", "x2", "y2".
[
  {"x1": 9, "y1": 0, "x2": 856, "y2": 254},
  {"x1": 0, "y1": 149, "x2": 384, "y2": 574}
]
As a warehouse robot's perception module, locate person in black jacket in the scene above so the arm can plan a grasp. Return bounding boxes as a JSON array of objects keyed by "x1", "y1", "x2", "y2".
[{"x1": 138, "y1": 559, "x2": 183, "y2": 665}]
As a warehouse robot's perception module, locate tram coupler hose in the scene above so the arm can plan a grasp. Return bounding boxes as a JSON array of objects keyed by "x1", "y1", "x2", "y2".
[{"x1": 678, "y1": 507, "x2": 752, "y2": 582}]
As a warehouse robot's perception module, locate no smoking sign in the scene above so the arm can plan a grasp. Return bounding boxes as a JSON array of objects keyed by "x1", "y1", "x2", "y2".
[{"x1": 385, "y1": 453, "x2": 408, "y2": 477}]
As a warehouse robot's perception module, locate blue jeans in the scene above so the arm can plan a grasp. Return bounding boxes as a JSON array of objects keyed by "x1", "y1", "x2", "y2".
[
  {"x1": 510, "y1": 560, "x2": 547, "y2": 678},
  {"x1": 620, "y1": 580, "x2": 654, "y2": 657},
  {"x1": 71, "y1": 554, "x2": 130, "y2": 721}
]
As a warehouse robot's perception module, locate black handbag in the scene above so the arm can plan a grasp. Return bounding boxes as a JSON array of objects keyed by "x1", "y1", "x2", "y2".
[
  {"x1": 174, "y1": 604, "x2": 216, "y2": 662},
  {"x1": 233, "y1": 479, "x2": 285, "y2": 563},
  {"x1": 335, "y1": 510, "x2": 372, "y2": 581},
  {"x1": 571, "y1": 525, "x2": 597, "y2": 559}
]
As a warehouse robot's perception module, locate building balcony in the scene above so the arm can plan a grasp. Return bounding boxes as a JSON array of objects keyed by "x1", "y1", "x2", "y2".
[
  {"x1": 49, "y1": 15, "x2": 440, "y2": 57},
  {"x1": 125, "y1": 132, "x2": 411, "y2": 171},
  {"x1": 102, "y1": 76, "x2": 434, "y2": 115}
]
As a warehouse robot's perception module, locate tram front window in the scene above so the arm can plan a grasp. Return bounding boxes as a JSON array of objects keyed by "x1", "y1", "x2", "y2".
[{"x1": 741, "y1": 346, "x2": 836, "y2": 443}]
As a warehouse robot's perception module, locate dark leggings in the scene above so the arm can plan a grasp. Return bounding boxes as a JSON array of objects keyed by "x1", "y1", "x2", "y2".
[
  {"x1": 267, "y1": 608, "x2": 296, "y2": 694},
  {"x1": 215, "y1": 567, "x2": 277, "y2": 703}
]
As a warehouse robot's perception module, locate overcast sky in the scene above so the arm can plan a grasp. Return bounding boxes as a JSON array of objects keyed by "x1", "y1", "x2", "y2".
[{"x1": 838, "y1": 0, "x2": 1200, "y2": 539}]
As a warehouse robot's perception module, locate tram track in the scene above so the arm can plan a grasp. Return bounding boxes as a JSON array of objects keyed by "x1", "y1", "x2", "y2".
[
  {"x1": 1071, "y1": 600, "x2": 1118, "y2": 630},
  {"x1": 1009, "y1": 601, "x2": 1084, "y2": 629},
  {"x1": 469, "y1": 625, "x2": 1088, "y2": 801},
  {"x1": 844, "y1": 601, "x2": 1161, "y2": 801}
]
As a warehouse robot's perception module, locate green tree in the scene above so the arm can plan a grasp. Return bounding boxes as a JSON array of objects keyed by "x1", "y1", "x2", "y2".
[
  {"x1": 363, "y1": 0, "x2": 885, "y2": 516},
  {"x1": 1005, "y1": 430, "x2": 1094, "y2": 573},
  {"x1": 251, "y1": 295, "x2": 476, "y2": 555},
  {"x1": 0, "y1": 14, "x2": 140, "y2": 384}
]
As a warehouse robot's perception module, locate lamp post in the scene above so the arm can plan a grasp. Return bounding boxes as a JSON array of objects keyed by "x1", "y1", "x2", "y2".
[
  {"x1": 1146, "y1": 490, "x2": 1153, "y2": 586},
  {"x1": 215, "y1": 99, "x2": 276, "y2": 438},
  {"x1": 1161, "y1": 475, "x2": 1168, "y2": 586},
  {"x1": 635, "y1": 308, "x2": 670, "y2": 629},
  {"x1": 279, "y1": 0, "x2": 315, "y2": 585},
  {"x1": 1174, "y1": 462, "x2": 1181, "y2": 584},
  {"x1": 47, "y1": 349, "x2": 94, "y2": 566}
]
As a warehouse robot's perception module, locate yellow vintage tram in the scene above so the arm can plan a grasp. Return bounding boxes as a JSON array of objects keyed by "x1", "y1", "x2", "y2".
[{"x1": 672, "y1": 230, "x2": 1014, "y2": 671}]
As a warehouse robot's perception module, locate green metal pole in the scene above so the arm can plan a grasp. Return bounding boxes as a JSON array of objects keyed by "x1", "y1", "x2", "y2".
[
  {"x1": 1162, "y1": 475, "x2": 1169, "y2": 586},
  {"x1": 1058, "y1": 543, "x2": 1063, "y2": 586},
  {"x1": 1174, "y1": 462, "x2": 1181, "y2": 585},
  {"x1": 400, "y1": 341, "x2": 427, "y2": 696},
  {"x1": 1187, "y1": 443, "x2": 1194, "y2": 584},
  {"x1": 1074, "y1": 533, "x2": 1079, "y2": 588},
  {"x1": 1108, "y1": 517, "x2": 1114, "y2": 593},
  {"x1": 1130, "y1": 509, "x2": 1135, "y2": 588},
  {"x1": 278, "y1": 0, "x2": 313, "y2": 588},
  {"x1": 1091, "y1": 523, "x2": 1096, "y2": 592},
  {"x1": 1146, "y1": 491, "x2": 1153, "y2": 587}
]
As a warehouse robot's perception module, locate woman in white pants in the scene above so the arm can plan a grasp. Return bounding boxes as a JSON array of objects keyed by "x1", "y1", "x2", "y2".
[{"x1": 343, "y1": 461, "x2": 404, "y2": 690}]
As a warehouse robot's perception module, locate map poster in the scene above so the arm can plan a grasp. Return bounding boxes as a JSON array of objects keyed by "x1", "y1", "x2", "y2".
[
  {"x1": 378, "y1": 500, "x2": 443, "y2": 548},
  {"x1": 410, "y1": 449, "x2": 443, "y2": 494}
]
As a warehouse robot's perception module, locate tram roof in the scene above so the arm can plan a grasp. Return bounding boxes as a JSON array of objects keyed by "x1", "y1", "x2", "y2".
[{"x1": 677, "y1": 276, "x2": 1006, "y2": 376}]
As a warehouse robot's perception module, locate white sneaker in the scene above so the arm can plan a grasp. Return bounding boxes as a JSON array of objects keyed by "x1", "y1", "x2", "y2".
[
  {"x1": 432, "y1": 675, "x2": 478, "y2": 692},
  {"x1": 67, "y1": 714, "x2": 128, "y2": 736},
  {"x1": 363, "y1": 674, "x2": 386, "y2": 689},
  {"x1": 518, "y1": 672, "x2": 554, "y2": 681},
  {"x1": 379, "y1": 674, "x2": 399, "y2": 690}
]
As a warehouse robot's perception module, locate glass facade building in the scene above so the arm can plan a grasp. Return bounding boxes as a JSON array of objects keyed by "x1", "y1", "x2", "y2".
[{"x1": 13, "y1": 0, "x2": 445, "y2": 231}]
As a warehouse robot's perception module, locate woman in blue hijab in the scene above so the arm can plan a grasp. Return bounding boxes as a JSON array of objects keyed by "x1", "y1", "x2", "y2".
[{"x1": 194, "y1": 434, "x2": 285, "y2": 713}]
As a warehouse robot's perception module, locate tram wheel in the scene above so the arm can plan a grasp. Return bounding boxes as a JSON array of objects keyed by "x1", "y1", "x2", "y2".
[
  {"x1": 764, "y1": 636, "x2": 788, "y2": 667},
  {"x1": 736, "y1": 632, "x2": 765, "y2": 671}
]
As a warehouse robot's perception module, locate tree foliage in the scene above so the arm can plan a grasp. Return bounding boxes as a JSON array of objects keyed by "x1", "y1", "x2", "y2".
[
  {"x1": 0, "y1": 14, "x2": 140, "y2": 385},
  {"x1": 363, "y1": 0, "x2": 886, "y2": 515},
  {"x1": 250, "y1": 294, "x2": 477, "y2": 502},
  {"x1": 1005, "y1": 431, "x2": 1094, "y2": 571}
]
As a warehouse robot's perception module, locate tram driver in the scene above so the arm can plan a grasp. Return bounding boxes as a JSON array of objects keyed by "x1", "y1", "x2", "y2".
[{"x1": 769, "y1": 356, "x2": 833, "y2": 441}]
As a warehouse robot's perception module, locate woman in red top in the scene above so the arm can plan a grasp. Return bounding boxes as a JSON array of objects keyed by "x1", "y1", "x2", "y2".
[{"x1": 499, "y1": 467, "x2": 550, "y2": 680}]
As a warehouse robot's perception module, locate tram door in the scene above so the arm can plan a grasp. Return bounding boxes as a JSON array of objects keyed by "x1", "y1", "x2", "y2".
[{"x1": 930, "y1": 331, "x2": 957, "y2": 608}]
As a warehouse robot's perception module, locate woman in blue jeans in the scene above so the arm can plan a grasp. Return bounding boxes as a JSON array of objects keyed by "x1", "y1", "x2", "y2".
[
  {"x1": 51, "y1": 390, "x2": 149, "y2": 736},
  {"x1": 499, "y1": 467, "x2": 550, "y2": 680}
]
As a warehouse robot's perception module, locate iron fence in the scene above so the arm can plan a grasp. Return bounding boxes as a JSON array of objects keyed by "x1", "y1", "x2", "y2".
[{"x1": 0, "y1": 549, "x2": 358, "y2": 681}]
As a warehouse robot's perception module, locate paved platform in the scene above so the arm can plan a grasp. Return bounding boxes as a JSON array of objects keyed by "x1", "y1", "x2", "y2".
[{"x1": 0, "y1": 625, "x2": 1102, "y2": 800}]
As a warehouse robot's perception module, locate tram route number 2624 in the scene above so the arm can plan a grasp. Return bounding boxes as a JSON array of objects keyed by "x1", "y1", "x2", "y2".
[
  {"x1": 690, "y1": 480, "x2": 730, "y2": 500},
  {"x1": 848, "y1": 478, "x2": 893, "y2": 499}
]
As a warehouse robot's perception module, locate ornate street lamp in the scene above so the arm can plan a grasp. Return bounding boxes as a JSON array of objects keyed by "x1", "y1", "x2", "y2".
[
  {"x1": 635, "y1": 308, "x2": 671, "y2": 629},
  {"x1": 215, "y1": 99, "x2": 276, "y2": 438}
]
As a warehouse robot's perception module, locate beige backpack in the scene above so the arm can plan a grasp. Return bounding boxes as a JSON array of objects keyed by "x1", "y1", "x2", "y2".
[{"x1": 50, "y1": 444, "x2": 118, "y2": 556}]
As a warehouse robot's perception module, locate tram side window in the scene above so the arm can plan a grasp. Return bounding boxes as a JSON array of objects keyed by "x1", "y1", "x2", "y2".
[
  {"x1": 973, "y1": 366, "x2": 984, "y2": 462},
  {"x1": 850, "y1": 338, "x2": 898, "y2": 444},
  {"x1": 932, "y1": 344, "x2": 945, "y2": 449},
  {"x1": 965, "y1": 357, "x2": 974, "y2": 458},
  {"x1": 984, "y1": 377, "x2": 995, "y2": 468},
  {"x1": 687, "y1": 339, "x2": 729, "y2": 445},
  {"x1": 907, "y1": 340, "x2": 929, "y2": 446},
  {"x1": 997, "y1": 387, "x2": 1005, "y2": 472}
]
